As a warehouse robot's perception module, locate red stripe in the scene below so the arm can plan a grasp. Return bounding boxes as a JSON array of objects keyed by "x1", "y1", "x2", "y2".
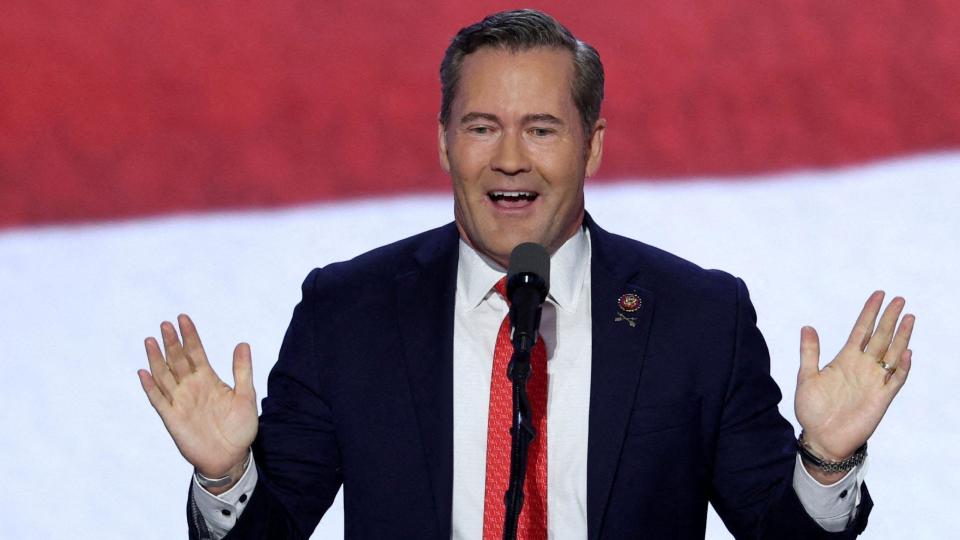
[{"x1": 2, "y1": 1, "x2": 959, "y2": 227}]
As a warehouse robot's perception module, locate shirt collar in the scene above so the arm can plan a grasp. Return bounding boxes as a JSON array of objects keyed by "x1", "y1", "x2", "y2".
[{"x1": 457, "y1": 226, "x2": 591, "y2": 313}]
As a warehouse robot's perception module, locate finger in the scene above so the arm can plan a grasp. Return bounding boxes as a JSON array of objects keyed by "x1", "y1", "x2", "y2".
[
  {"x1": 138, "y1": 368, "x2": 171, "y2": 412},
  {"x1": 232, "y1": 342, "x2": 256, "y2": 401},
  {"x1": 178, "y1": 313, "x2": 210, "y2": 372},
  {"x1": 161, "y1": 320, "x2": 192, "y2": 382},
  {"x1": 845, "y1": 291, "x2": 884, "y2": 351},
  {"x1": 145, "y1": 336, "x2": 177, "y2": 397},
  {"x1": 864, "y1": 297, "x2": 905, "y2": 359},
  {"x1": 798, "y1": 326, "x2": 821, "y2": 383},
  {"x1": 882, "y1": 313, "x2": 915, "y2": 368},
  {"x1": 886, "y1": 348, "x2": 912, "y2": 389}
]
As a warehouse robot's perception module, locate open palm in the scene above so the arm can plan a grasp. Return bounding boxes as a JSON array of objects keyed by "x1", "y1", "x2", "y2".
[
  {"x1": 795, "y1": 291, "x2": 914, "y2": 462},
  {"x1": 138, "y1": 314, "x2": 258, "y2": 478}
]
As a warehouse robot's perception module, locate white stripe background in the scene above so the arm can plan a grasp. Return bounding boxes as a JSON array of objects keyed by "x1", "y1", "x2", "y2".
[{"x1": 0, "y1": 152, "x2": 957, "y2": 538}]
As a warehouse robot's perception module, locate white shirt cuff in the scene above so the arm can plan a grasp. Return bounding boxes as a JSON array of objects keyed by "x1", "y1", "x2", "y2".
[
  {"x1": 792, "y1": 453, "x2": 867, "y2": 532},
  {"x1": 191, "y1": 452, "x2": 259, "y2": 540}
]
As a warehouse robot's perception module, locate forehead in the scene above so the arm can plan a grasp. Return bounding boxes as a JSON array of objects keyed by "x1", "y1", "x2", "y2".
[{"x1": 454, "y1": 47, "x2": 576, "y2": 119}]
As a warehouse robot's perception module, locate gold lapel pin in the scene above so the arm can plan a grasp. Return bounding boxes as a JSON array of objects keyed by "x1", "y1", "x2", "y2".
[
  {"x1": 618, "y1": 293, "x2": 641, "y2": 312},
  {"x1": 615, "y1": 293, "x2": 641, "y2": 327}
]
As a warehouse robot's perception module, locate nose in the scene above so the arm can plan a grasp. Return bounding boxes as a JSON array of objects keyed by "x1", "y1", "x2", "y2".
[{"x1": 490, "y1": 130, "x2": 531, "y2": 175}]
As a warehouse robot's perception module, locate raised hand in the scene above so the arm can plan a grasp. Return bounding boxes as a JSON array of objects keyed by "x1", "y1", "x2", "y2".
[
  {"x1": 137, "y1": 314, "x2": 258, "y2": 486},
  {"x1": 794, "y1": 291, "x2": 914, "y2": 480}
]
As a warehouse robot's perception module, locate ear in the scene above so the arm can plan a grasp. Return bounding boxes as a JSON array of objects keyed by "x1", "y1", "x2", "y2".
[
  {"x1": 585, "y1": 118, "x2": 606, "y2": 177},
  {"x1": 438, "y1": 121, "x2": 451, "y2": 173}
]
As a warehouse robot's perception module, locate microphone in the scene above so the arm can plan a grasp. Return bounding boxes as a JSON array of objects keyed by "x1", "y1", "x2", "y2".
[{"x1": 506, "y1": 243, "x2": 550, "y2": 354}]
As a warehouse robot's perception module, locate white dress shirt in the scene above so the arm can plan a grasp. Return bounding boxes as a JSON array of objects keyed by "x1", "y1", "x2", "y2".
[
  {"x1": 194, "y1": 227, "x2": 863, "y2": 538},
  {"x1": 451, "y1": 227, "x2": 593, "y2": 539}
]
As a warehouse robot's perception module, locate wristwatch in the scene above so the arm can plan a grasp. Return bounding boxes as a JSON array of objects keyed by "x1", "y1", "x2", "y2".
[{"x1": 797, "y1": 431, "x2": 867, "y2": 474}]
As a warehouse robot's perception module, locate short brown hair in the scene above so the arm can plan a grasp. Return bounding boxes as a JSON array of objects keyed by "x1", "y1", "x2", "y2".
[{"x1": 439, "y1": 9, "x2": 604, "y2": 137}]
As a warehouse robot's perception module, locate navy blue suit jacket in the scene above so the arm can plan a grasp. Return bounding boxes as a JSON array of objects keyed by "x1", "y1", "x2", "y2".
[{"x1": 189, "y1": 215, "x2": 872, "y2": 539}]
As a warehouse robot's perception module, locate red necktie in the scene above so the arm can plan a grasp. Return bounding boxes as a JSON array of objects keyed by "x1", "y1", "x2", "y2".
[{"x1": 482, "y1": 277, "x2": 548, "y2": 540}]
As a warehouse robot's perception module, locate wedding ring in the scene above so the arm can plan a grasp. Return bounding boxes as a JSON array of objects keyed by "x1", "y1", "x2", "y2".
[{"x1": 877, "y1": 360, "x2": 896, "y2": 373}]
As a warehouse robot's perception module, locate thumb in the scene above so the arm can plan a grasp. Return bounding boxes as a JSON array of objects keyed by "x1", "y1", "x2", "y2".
[
  {"x1": 798, "y1": 326, "x2": 821, "y2": 383},
  {"x1": 232, "y1": 342, "x2": 256, "y2": 400}
]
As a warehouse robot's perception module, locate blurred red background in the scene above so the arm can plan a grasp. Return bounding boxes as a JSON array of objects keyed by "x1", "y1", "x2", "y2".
[{"x1": 2, "y1": 0, "x2": 959, "y2": 227}]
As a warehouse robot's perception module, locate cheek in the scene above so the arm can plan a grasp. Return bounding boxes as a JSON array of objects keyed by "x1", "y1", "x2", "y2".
[
  {"x1": 530, "y1": 138, "x2": 585, "y2": 172},
  {"x1": 448, "y1": 155, "x2": 486, "y2": 187},
  {"x1": 451, "y1": 173, "x2": 487, "y2": 216},
  {"x1": 541, "y1": 157, "x2": 587, "y2": 194}
]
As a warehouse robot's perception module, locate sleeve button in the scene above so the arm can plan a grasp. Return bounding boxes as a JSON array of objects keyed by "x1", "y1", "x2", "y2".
[
  {"x1": 239, "y1": 493, "x2": 248, "y2": 503},
  {"x1": 222, "y1": 509, "x2": 232, "y2": 517},
  {"x1": 839, "y1": 489, "x2": 848, "y2": 499}
]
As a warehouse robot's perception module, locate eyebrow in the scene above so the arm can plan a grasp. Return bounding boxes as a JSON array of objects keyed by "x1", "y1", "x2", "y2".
[
  {"x1": 522, "y1": 113, "x2": 564, "y2": 125},
  {"x1": 458, "y1": 112, "x2": 565, "y2": 125},
  {"x1": 459, "y1": 112, "x2": 500, "y2": 125}
]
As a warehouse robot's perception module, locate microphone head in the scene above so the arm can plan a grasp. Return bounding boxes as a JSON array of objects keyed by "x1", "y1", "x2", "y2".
[{"x1": 507, "y1": 242, "x2": 550, "y2": 298}]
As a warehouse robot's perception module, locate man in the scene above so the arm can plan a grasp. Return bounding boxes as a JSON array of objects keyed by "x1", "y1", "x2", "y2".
[{"x1": 138, "y1": 9, "x2": 914, "y2": 539}]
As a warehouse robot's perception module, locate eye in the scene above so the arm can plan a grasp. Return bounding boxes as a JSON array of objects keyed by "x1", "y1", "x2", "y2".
[
  {"x1": 529, "y1": 127, "x2": 556, "y2": 137},
  {"x1": 467, "y1": 125, "x2": 494, "y2": 135}
]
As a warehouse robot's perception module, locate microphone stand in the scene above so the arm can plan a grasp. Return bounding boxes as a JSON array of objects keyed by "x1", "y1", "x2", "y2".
[
  {"x1": 502, "y1": 334, "x2": 537, "y2": 540},
  {"x1": 500, "y1": 250, "x2": 548, "y2": 540}
]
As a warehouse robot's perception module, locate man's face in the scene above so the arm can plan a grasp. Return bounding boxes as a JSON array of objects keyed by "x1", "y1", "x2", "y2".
[{"x1": 439, "y1": 47, "x2": 605, "y2": 267}]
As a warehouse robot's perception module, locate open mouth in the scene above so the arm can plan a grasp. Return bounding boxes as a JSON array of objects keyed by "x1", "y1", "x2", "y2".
[{"x1": 488, "y1": 191, "x2": 539, "y2": 204}]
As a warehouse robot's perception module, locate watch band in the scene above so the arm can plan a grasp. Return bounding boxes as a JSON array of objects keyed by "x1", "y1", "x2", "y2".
[
  {"x1": 797, "y1": 431, "x2": 867, "y2": 474},
  {"x1": 194, "y1": 450, "x2": 252, "y2": 489}
]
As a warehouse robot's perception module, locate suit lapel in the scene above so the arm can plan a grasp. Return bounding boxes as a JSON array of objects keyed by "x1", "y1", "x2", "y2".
[
  {"x1": 395, "y1": 224, "x2": 459, "y2": 537},
  {"x1": 586, "y1": 217, "x2": 656, "y2": 540}
]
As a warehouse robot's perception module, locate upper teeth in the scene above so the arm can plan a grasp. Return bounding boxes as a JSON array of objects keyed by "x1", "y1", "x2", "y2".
[{"x1": 491, "y1": 191, "x2": 534, "y2": 198}]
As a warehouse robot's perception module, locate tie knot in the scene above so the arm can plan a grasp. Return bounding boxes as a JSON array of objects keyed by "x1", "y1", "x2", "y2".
[{"x1": 494, "y1": 276, "x2": 508, "y2": 304}]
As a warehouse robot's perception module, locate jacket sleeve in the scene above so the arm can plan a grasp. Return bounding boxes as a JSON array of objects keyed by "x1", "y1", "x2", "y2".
[
  {"x1": 187, "y1": 268, "x2": 343, "y2": 540},
  {"x1": 709, "y1": 278, "x2": 872, "y2": 539}
]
